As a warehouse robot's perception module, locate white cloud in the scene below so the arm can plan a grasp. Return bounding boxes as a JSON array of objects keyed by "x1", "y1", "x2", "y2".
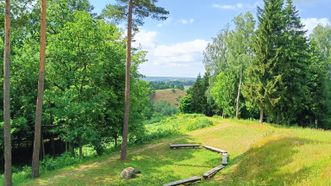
[
  {"x1": 302, "y1": 17, "x2": 330, "y2": 35},
  {"x1": 134, "y1": 30, "x2": 208, "y2": 77},
  {"x1": 153, "y1": 39, "x2": 208, "y2": 65},
  {"x1": 212, "y1": 2, "x2": 261, "y2": 10},
  {"x1": 179, "y1": 18, "x2": 195, "y2": 25},
  {"x1": 134, "y1": 30, "x2": 158, "y2": 49}
]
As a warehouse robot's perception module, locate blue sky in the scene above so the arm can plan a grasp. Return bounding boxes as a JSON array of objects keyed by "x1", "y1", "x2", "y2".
[{"x1": 89, "y1": 0, "x2": 331, "y2": 77}]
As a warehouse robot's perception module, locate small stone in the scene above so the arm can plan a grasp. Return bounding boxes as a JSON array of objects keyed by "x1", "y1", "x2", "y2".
[{"x1": 121, "y1": 167, "x2": 139, "y2": 179}]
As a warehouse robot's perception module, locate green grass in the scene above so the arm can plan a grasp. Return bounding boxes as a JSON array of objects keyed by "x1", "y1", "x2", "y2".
[{"x1": 8, "y1": 115, "x2": 331, "y2": 185}]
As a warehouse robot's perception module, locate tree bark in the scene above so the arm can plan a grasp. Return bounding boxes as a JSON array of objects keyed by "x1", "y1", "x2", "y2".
[
  {"x1": 235, "y1": 68, "x2": 243, "y2": 119},
  {"x1": 32, "y1": 0, "x2": 47, "y2": 178},
  {"x1": 259, "y1": 109, "x2": 264, "y2": 124},
  {"x1": 50, "y1": 136, "x2": 55, "y2": 156},
  {"x1": 79, "y1": 145, "x2": 83, "y2": 159},
  {"x1": 3, "y1": 0, "x2": 12, "y2": 185},
  {"x1": 41, "y1": 131, "x2": 45, "y2": 160},
  {"x1": 120, "y1": 0, "x2": 133, "y2": 161},
  {"x1": 114, "y1": 134, "x2": 118, "y2": 148}
]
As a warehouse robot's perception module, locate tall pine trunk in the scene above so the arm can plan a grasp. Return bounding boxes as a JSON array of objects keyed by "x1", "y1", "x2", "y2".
[
  {"x1": 259, "y1": 109, "x2": 264, "y2": 124},
  {"x1": 3, "y1": 0, "x2": 12, "y2": 185},
  {"x1": 235, "y1": 68, "x2": 243, "y2": 119},
  {"x1": 32, "y1": 0, "x2": 47, "y2": 178},
  {"x1": 120, "y1": 0, "x2": 133, "y2": 161}
]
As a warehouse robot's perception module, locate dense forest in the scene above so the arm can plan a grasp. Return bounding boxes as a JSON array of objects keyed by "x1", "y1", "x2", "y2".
[
  {"x1": 180, "y1": 0, "x2": 331, "y2": 129},
  {"x1": 0, "y1": 0, "x2": 154, "y2": 172}
]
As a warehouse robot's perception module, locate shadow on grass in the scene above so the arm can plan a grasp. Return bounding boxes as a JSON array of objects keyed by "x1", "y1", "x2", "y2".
[
  {"x1": 220, "y1": 137, "x2": 321, "y2": 186},
  {"x1": 79, "y1": 135, "x2": 220, "y2": 186}
]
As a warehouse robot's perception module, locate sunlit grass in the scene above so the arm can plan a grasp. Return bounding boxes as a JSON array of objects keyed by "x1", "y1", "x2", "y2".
[{"x1": 11, "y1": 115, "x2": 331, "y2": 185}]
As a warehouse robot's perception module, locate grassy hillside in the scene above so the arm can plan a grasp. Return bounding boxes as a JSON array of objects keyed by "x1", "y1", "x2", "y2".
[
  {"x1": 152, "y1": 89, "x2": 186, "y2": 106},
  {"x1": 15, "y1": 115, "x2": 331, "y2": 185}
]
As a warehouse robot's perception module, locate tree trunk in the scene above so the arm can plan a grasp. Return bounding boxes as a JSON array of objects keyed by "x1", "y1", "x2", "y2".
[
  {"x1": 114, "y1": 135, "x2": 118, "y2": 148},
  {"x1": 3, "y1": 0, "x2": 12, "y2": 185},
  {"x1": 79, "y1": 145, "x2": 83, "y2": 159},
  {"x1": 32, "y1": 0, "x2": 47, "y2": 178},
  {"x1": 259, "y1": 109, "x2": 264, "y2": 124},
  {"x1": 41, "y1": 131, "x2": 45, "y2": 160},
  {"x1": 50, "y1": 136, "x2": 55, "y2": 156},
  {"x1": 120, "y1": 0, "x2": 133, "y2": 161},
  {"x1": 235, "y1": 68, "x2": 243, "y2": 119}
]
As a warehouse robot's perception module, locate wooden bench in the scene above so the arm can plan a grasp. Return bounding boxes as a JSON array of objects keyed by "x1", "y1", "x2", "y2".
[
  {"x1": 203, "y1": 165, "x2": 225, "y2": 179},
  {"x1": 170, "y1": 144, "x2": 200, "y2": 149},
  {"x1": 163, "y1": 176, "x2": 202, "y2": 186},
  {"x1": 203, "y1": 145, "x2": 227, "y2": 154}
]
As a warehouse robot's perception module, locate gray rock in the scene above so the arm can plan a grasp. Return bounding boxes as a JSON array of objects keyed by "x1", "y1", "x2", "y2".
[{"x1": 121, "y1": 167, "x2": 140, "y2": 179}]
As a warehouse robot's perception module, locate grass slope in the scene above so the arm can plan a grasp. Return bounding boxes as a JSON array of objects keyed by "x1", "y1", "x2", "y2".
[
  {"x1": 20, "y1": 115, "x2": 331, "y2": 185},
  {"x1": 151, "y1": 89, "x2": 186, "y2": 106}
]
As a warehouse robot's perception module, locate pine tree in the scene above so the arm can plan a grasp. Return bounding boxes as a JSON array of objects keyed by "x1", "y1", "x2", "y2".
[
  {"x1": 103, "y1": 0, "x2": 169, "y2": 161},
  {"x1": 32, "y1": 0, "x2": 47, "y2": 178},
  {"x1": 3, "y1": 0, "x2": 12, "y2": 185}
]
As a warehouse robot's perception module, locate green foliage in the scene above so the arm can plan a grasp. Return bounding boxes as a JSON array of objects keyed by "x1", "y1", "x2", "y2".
[
  {"x1": 205, "y1": 0, "x2": 331, "y2": 128},
  {"x1": 179, "y1": 73, "x2": 217, "y2": 116},
  {"x1": 0, "y1": 0, "x2": 152, "y2": 164},
  {"x1": 102, "y1": 0, "x2": 169, "y2": 31},
  {"x1": 153, "y1": 101, "x2": 178, "y2": 117},
  {"x1": 143, "y1": 114, "x2": 213, "y2": 139},
  {"x1": 41, "y1": 153, "x2": 83, "y2": 171},
  {"x1": 205, "y1": 13, "x2": 255, "y2": 118},
  {"x1": 186, "y1": 118, "x2": 213, "y2": 131}
]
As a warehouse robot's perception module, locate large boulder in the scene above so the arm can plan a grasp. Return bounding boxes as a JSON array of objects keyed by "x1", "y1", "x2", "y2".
[{"x1": 121, "y1": 167, "x2": 140, "y2": 179}]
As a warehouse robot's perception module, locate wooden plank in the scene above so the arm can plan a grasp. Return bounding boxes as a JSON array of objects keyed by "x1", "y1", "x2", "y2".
[
  {"x1": 203, "y1": 145, "x2": 227, "y2": 153},
  {"x1": 203, "y1": 165, "x2": 225, "y2": 179},
  {"x1": 169, "y1": 144, "x2": 200, "y2": 149},
  {"x1": 163, "y1": 176, "x2": 202, "y2": 186}
]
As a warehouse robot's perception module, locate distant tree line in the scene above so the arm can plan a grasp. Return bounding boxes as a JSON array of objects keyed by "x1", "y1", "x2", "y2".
[
  {"x1": 180, "y1": 0, "x2": 331, "y2": 129},
  {"x1": 149, "y1": 80, "x2": 195, "y2": 90}
]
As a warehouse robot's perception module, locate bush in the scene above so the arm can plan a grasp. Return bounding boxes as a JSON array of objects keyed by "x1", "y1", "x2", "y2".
[
  {"x1": 186, "y1": 118, "x2": 214, "y2": 131},
  {"x1": 41, "y1": 153, "x2": 83, "y2": 171},
  {"x1": 153, "y1": 101, "x2": 178, "y2": 116}
]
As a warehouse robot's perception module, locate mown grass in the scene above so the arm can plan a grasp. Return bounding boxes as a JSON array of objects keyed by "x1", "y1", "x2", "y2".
[{"x1": 7, "y1": 114, "x2": 331, "y2": 185}]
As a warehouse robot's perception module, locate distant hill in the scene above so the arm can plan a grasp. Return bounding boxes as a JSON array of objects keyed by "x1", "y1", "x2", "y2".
[
  {"x1": 152, "y1": 89, "x2": 186, "y2": 106},
  {"x1": 143, "y1": 76, "x2": 196, "y2": 82},
  {"x1": 144, "y1": 76, "x2": 196, "y2": 91}
]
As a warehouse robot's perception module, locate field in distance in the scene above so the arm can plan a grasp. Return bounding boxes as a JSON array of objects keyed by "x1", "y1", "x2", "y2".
[{"x1": 152, "y1": 89, "x2": 186, "y2": 106}]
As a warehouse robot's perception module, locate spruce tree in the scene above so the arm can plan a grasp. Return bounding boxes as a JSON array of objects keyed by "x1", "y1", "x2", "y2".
[
  {"x1": 273, "y1": 0, "x2": 310, "y2": 124},
  {"x1": 244, "y1": 0, "x2": 285, "y2": 123}
]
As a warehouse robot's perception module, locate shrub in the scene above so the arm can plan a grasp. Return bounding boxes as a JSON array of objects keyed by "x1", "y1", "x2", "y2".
[
  {"x1": 41, "y1": 152, "x2": 82, "y2": 171},
  {"x1": 187, "y1": 118, "x2": 213, "y2": 131},
  {"x1": 153, "y1": 101, "x2": 178, "y2": 116}
]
